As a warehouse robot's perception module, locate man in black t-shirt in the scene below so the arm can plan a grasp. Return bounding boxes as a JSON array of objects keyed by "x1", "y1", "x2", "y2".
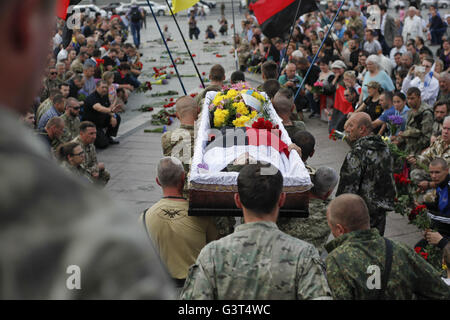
[
  {"x1": 102, "y1": 48, "x2": 119, "y2": 71},
  {"x1": 82, "y1": 80, "x2": 121, "y2": 149}
]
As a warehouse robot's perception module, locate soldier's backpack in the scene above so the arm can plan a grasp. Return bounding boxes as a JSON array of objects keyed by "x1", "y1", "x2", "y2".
[{"x1": 130, "y1": 7, "x2": 142, "y2": 23}]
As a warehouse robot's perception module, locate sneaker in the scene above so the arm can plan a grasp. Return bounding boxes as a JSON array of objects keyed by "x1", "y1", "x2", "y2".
[{"x1": 108, "y1": 137, "x2": 120, "y2": 145}]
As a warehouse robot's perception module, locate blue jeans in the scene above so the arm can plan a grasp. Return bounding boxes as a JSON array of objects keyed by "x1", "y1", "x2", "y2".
[{"x1": 130, "y1": 22, "x2": 141, "y2": 48}]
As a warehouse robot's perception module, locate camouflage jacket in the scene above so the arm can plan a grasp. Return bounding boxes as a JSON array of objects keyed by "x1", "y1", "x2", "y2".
[
  {"x1": 325, "y1": 228, "x2": 450, "y2": 300},
  {"x1": 60, "y1": 160, "x2": 93, "y2": 184},
  {"x1": 337, "y1": 135, "x2": 396, "y2": 214},
  {"x1": 195, "y1": 84, "x2": 222, "y2": 107},
  {"x1": 277, "y1": 198, "x2": 331, "y2": 254},
  {"x1": 180, "y1": 221, "x2": 332, "y2": 300},
  {"x1": 432, "y1": 120, "x2": 443, "y2": 138},
  {"x1": 40, "y1": 78, "x2": 62, "y2": 102},
  {"x1": 400, "y1": 104, "x2": 433, "y2": 156},
  {"x1": 72, "y1": 136, "x2": 98, "y2": 176},
  {"x1": 36, "y1": 98, "x2": 53, "y2": 125},
  {"x1": 60, "y1": 113, "x2": 81, "y2": 143},
  {"x1": 347, "y1": 16, "x2": 364, "y2": 40},
  {"x1": 0, "y1": 106, "x2": 176, "y2": 299},
  {"x1": 161, "y1": 124, "x2": 195, "y2": 173},
  {"x1": 417, "y1": 136, "x2": 450, "y2": 168}
]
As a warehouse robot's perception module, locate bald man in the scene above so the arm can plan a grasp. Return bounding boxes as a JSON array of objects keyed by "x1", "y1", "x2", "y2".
[
  {"x1": 336, "y1": 112, "x2": 396, "y2": 235},
  {"x1": 272, "y1": 93, "x2": 306, "y2": 140},
  {"x1": 161, "y1": 96, "x2": 199, "y2": 171},
  {"x1": 325, "y1": 194, "x2": 450, "y2": 300}
]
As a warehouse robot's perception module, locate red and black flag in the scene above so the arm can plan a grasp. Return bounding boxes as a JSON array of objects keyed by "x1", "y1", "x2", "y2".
[
  {"x1": 56, "y1": 0, "x2": 82, "y2": 20},
  {"x1": 56, "y1": 0, "x2": 82, "y2": 48},
  {"x1": 249, "y1": 0, "x2": 318, "y2": 38}
]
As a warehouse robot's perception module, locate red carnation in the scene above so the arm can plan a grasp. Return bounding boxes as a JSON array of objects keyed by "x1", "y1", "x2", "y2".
[
  {"x1": 216, "y1": 54, "x2": 222, "y2": 58},
  {"x1": 202, "y1": 72, "x2": 206, "y2": 76},
  {"x1": 420, "y1": 252, "x2": 428, "y2": 260},
  {"x1": 414, "y1": 247, "x2": 422, "y2": 253},
  {"x1": 192, "y1": 54, "x2": 196, "y2": 57}
]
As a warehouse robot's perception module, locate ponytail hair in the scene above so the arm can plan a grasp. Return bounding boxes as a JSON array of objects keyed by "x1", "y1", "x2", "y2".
[{"x1": 57, "y1": 142, "x2": 80, "y2": 162}]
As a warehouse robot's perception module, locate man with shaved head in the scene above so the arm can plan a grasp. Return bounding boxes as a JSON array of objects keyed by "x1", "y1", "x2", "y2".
[
  {"x1": 161, "y1": 95, "x2": 199, "y2": 172},
  {"x1": 272, "y1": 92, "x2": 306, "y2": 140},
  {"x1": 325, "y1": 194, "x2": 450, "y2": 300},
  {"x1": 337, "y1": 112, "x2": 396, "y2": 235}
]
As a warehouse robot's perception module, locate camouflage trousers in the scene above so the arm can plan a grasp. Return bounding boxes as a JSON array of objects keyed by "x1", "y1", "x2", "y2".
[
  {"x1": 94, "y1": 169, "x2": 110, "y2": 187},
  {"x1": 369, "y1": 209, "x2": 387, "y2": 236}
]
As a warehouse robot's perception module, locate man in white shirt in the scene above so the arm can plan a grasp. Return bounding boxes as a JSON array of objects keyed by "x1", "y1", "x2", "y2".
[
  {"x1": 402, "y1": 58, "x2": 439, "y2": 107},
  {"x1": 402, "y1": 7, "x2": 423, "y2": 42},
  {"x1": 389, "y1": 36, "x2": 407, "y2": 67}
]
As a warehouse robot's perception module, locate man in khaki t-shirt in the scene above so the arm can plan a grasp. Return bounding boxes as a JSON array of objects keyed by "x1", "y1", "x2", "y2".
[{"x1": 142, "y1": 157, "x2": 218, "y2": 286}]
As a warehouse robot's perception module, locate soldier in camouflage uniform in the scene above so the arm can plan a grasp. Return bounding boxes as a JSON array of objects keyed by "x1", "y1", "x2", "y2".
[
  {"x1": 40, "y1": 67, "x2": 63, "y2": 102},
  {"x1": 0, "y1": 0, "x2": 175, "y2": 299},
  {"x1": 72, "y1": 121, "x2": 110, "y2": 186},
  {"x1": 325, "y1": 194, "x2": 450, "y2": 299},
  {"x1": 37, "y1": 117, "x2": 65, "y2": 157},
  {"x1": 56, "y1": 142, "x2": 93, "y2": 184},
  {"x1": 277, "y1": 131, "x2": 336, "y2": 254},
  {"x1": 36, "y1": 88, "x2": 61, "y2": 125},
  {"x1": 195, "y1": 64, "x2": 225, "y2": 106},
  {"x1": 278, "y1": 167, "x2": 337, "y2": 255},
  {"x1": 337, "y1": 113, "x2": 396, "y2": 236},
  {"x1": 181, "y1": 163, "x2": 332, "y2": 300},
  {"x1": 408, "y1": 117, "x2": 450, "y2": 197},
  {"x1": 60, "y1": 97, "x2": 81, "y2": 143},
  {"x1": 392, "y1": 87, "x2": 433, "y2": 156},
  {"x1": 430, "y1": 101, "x2": 448, "y2": 143}
]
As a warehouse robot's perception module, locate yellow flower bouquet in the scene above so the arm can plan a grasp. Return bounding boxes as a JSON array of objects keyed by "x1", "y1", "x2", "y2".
[{"x1": 209, "y1": 82, "x2": 270, "y2": 129}]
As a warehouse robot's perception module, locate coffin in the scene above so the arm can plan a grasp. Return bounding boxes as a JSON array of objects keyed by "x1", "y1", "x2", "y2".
[{"x1": 188, "y1": 91, "x2": 312, "y2": 217}]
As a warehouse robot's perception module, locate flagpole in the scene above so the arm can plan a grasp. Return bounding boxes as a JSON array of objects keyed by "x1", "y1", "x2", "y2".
[
  {"x1": 231, "y1": 0, "x2": 238, "y2": 70},
  {"x1": 164, "y1": 0, "x2": 205, "y2": 88},
  {"x1": 294, "y1": 0, "x2": 346, "y2": 100},
  {"x1": 145, "y1": 0, "x2": 187, "y2": 95},
  {"x1": 278, "y1": 0, "x2": 303, "y2": 74}
]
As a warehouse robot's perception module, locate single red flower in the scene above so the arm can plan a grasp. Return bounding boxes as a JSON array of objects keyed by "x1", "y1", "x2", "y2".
[
  {"x1": 420, "y1": 252, "x2": 428, "y2": 260},
  {"x1": 192, "y1": 54, "x2": 196, "y2": 57},
  {"x1": 170, "y1": 98, "x2": 174, "y2": 102},
  {"x1": 414, "y1": 247, "x2": 422, "y2": 253},
  {"x1": 216, "y1": 54, "x2": 222, "y2": 58},
  {"x1": 190, "y1": 93, "x2": 198, "y2": 98},
  {"x1": 202, "y1": 72, "x2": 206, "y2": 76}
]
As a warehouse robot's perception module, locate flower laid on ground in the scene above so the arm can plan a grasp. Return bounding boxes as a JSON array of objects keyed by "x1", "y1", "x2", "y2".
[
  {"x1": 329, "y1": 129, "x2": 346, "y2": 141},
  {"x1": 136, "y1": 81, "x2": 153, "y2": 93},
  {"x1": 150, "y1": 90, "x2": 179, "y2": 97},
  {"x1": 151, "y1": 108, "x2": 176, "y2": 126},
  {"x1": 387, "y1": 115, "x2": 403, "y2": 136},
  {"x1": 209, "y1": 87, "x2": 269, "y2": 129}
]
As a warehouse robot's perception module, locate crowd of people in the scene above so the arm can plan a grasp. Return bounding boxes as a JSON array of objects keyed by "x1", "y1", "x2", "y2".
[
  {"x1": 140, "y1": 0, "x2": 450, "y2": 299},
  {"x1": 3, "y1": 0, "x2": 450, "y2": 300},
  {"x1": 22, "y1": 1, "x2": 154, "y2": 187}
]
